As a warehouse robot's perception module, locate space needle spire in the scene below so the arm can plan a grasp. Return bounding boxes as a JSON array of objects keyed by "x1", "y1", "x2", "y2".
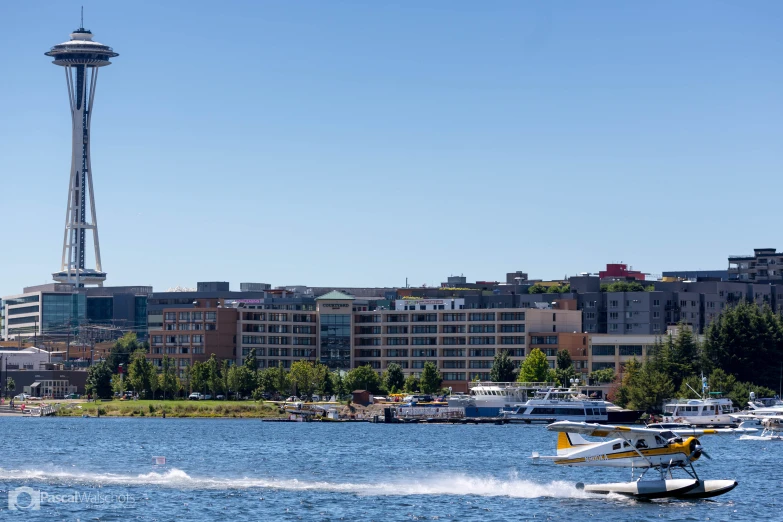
[{"x1": 46, "y1": 19, "x2": 118, "y2": 287}]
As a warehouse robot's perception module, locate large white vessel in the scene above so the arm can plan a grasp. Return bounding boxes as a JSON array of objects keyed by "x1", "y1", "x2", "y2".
[
  {"x1": 662, "y1": 378, "x2": 737, "y2": 426},
  {"x1": 447, "y1": 381, "x2": 554, "y2": 417},
  {"x1": 499, "y1": 387, "x2": 611, "y2": 423}
]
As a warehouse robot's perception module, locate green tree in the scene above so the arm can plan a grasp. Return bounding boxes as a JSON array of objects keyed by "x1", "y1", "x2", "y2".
[
  {"x1": 85, "y1": 361, "x2": 113, "y2": 399},
  {"x1": 272, "y1": 362, "x2": 291, "y2": 396},
  {"x1": 490, "y1": 350, "x2": 517, "y2": 382},
  {"x1": 256, "y1": 368, "x2": 277, "y2": 395},
  {"x1": 127, "y1": 350, "x2": 153, "y2": 398},
  {"x1": 191, "y1": 361, "x2": 207, "y2": 396},
  {"x1": 289, "y1": 361, "x2": 319, "y2": 400},
  {"x1": 221, "y1": 359, "x2": 231, "y2": 398},
  {"x1": 627, "y1": 366, "x2": 674, "y2": 413},
  {"x1": 403, "y1": 374, "x2": 420, "y2": 393},
  {"x1": 527, "y1": 284, "x2": 548, "y2": 294},
  {"x1": 160, "y1": 355, "x2": 180, "y2": 399},
  {"x1": 555, "y1": 349, "x2": 576, "y2": 386},
  {"x1": 227, "y1": 365, "x2": 255, "y2": 398},
  {"x1": 206, "y1": 354, "x2": 221, "y2": 396},
  {"x1": 703, "y1": 302, "x2": 783, "y2": 389},
  {"x1": 331, "y1": 371, "x2": 347, "y2": 399},
  {"x1": 344, "y1": 365, "x2": 382, "y2": 394},
  {"x1": 420, "y1": 361, "x2": 443, "y2": 394},
  {"x1": 319, "y1": 369, "x2": 335, "y2": 399},
  {"x1": 106, "y1": 332, "x2": 142, "y2": 374},
  {"x1": 383, "y1": 363, "x2": 406, "y2": 393},
  {"x1": 243, "y1": 347, "x2": 259, "y2": 372},
  {"x1": 6, "y1": 377, "x2": 15, "y2": 395},
  {"x1": 614, "y1": 358, "x2": 641, "y2": 408},
  {"x1": 149, "y1": 365, "x2": 161, "y2": 399},
  {"x1": 518, "y1": 348, "x2": 556, "y2": 383},
  {"x1": 589, "y1": 367, "x2": 615, "y2": 384}
]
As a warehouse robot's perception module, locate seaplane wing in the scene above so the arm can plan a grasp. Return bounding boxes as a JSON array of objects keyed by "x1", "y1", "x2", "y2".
[
  {"x1": 547, "y1": 420, "x2": 751, "y2": 437},
  {"x1": 546, "y1": 421, "x2": 658, "y2": 437}
]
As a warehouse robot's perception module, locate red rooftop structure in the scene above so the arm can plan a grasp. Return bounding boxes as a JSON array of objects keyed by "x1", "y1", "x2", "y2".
[{"x1": 599, "y1": 263, "x2": 646, "y2": 281}]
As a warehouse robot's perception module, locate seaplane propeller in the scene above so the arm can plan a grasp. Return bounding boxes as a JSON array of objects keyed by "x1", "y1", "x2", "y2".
[{"x1": 688, "y1": 438, "x2": 711, "y2": 461}]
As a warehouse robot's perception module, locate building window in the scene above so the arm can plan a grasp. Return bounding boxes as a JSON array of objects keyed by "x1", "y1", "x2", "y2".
[
  {"x1": 179, "y1": 312, "x2": 190, "y2": 321},
  {"x1": 386, "y1": 337, "x2": 409, "y2": 346},
  {"x1": 592, "y1": 362, "x2": 615, "y2": 371},
  {"x1": 500, "y1": 336, "x2": 525, "y2": 345},
  {"x1": 468, "y1": 348, "x2": 495, "y2": 357},
  {"x1": 442, "y1": 349, "x2": 465, "y2": 357},
  {"x1": 164, "y1": 312, "x2": 176, "y2": 321},
  {"x1": 619, "y1": 345, "x2": 643, "y2": 356},
  {"x1": 442, "y1": 337, "x2": 466, "y2": 345},
  {"x1": 609, "y1": 300, "x2": 618, "y2": 308},
  {"x1": 205, "y1": 312, "x2": 216, "y2": 321},
  {"x1": 442, "y1": 360, "x2": 466, "y2": 369},
  {"x1": 468, "y1": 336, "x2": 495, "y2": 345},
  {"x1": 500, "y1": 312, "x2": 525, "y2": 321},
  {"x1": 653, "y1": 300, "x2": 660, "y2": 307},
  {"x1": 468, "y1": 313, "x2": 495, "y2": 321},
  {"x1": 442, "y1": 313, "x2": 466, "y2": 322},
  {"x1": 530, "y1": 336, "x2": 558, "y2": 345},
  {"x1": 385, "y1": 349, "x2": 409, "y2": 358},
  {"x1": 442, "y1": 372, "x2": 466, "y2": 381},
  {"x1": 469, "y1": 325, "x2": 495, "y2": 333}
]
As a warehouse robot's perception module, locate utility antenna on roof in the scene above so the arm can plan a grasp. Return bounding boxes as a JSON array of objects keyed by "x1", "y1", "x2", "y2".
[{"x1": 81, "y1": 6, "x2": 84, "y2": 29}]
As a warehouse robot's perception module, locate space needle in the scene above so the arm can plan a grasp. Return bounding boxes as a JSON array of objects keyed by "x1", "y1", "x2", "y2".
[{"x1": 45, "y1": 17, "x2": 118, "y2": 287}]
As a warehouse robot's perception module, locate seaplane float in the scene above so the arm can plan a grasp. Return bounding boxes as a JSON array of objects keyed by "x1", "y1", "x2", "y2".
[{"x1": 532, "y1": 421, "x2": 753, "y2": 500}]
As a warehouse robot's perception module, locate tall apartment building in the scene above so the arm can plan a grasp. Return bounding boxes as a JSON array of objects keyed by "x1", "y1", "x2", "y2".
[{"x1": 728, "y1": 248, "x2": 783, "y2": 283}]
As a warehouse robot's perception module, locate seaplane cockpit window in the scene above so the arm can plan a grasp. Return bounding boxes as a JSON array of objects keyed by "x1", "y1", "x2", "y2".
[
  {"x1": 655, "y1": 435, "x2": 667, "y2": 446},
  {"x1": 623, "y1": 441, "x2": 631, "y2": 448},
  {"x1": 659, "y1": 431, "x2": 676, "y2": 440},
  {"x1": 635, "y1": 440, "x2": 648, "y2": 449},
  {"x1": 612, "y1": 443, "x2": 621, "y2": 450}
]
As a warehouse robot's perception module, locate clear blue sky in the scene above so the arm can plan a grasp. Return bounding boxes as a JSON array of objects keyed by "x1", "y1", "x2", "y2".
[{"x1": 1, "y1": 1, "x2": 782, "y2": 297}]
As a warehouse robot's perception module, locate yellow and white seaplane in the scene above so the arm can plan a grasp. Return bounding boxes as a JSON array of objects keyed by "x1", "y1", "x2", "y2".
[{"x1": 532, "y1": 421, "x2": 740, "y2": 500}]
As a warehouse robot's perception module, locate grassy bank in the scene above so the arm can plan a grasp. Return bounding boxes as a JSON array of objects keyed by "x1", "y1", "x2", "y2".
[{"x1": 56, "y1": 399, "x2": 287, "y2": 418}]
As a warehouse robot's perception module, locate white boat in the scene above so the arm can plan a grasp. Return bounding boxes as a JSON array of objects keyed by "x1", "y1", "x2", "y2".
[
  {"x1": 740, "y1": 392, "x2": 783, "y2": 417},
  {"x1": 500, "y1": 387, "x2": 613, "y2": 423},
  {"x1": 662, "y1": 377, "x2": 737, "y2": 426},
  {"x1": 447, "y1": 381, "x2": 554, "y2": 417}
]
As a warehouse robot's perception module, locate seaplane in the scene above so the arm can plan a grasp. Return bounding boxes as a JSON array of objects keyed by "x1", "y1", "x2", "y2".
[
  {"x1": 532, "y1": 421, "x2": 742, "y2": 500},
  {"x1": 732, "y1": 414, "x2": 783, "y2": 441}
]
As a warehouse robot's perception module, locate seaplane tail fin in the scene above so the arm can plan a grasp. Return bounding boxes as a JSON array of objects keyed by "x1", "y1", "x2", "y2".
[{"x1": 557, "y1": 432, "x2": 589, "y2": 455}]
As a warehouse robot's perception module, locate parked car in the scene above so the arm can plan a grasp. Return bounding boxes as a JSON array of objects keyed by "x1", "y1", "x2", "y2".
[
  {"x1": 285, "y1": 396, "x2": 300, "y2": 402},
  {"x1": 200, "y1": 394, "x2": 213, "y2": 400},
  {"x1": 216, "y1": 394, "x2": 225, "y2": 400},
  {"x1": 14, "y1": 393, "x2": 30, "y2": 401},
  {"x1": 188, "y1": 392, "x2": 203, "y2": 401},
  {"x1": 66, "y1": 393, "x2": 80, "y2": 399}
]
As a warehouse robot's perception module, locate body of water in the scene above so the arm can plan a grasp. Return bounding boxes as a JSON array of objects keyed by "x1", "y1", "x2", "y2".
[{"x1": 0, "y1": 417, "x2": 780, "y2": 521}]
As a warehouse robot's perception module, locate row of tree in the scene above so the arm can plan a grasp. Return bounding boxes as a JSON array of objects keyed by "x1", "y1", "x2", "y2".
[{"x1": 85, "y1": 335, "x2": 447, "y2": 400}]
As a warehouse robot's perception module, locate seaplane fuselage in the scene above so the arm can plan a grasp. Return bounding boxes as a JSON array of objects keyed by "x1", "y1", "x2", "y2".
[{"x1": 552, "y1": 431, "x2": 701, "y2": 468}]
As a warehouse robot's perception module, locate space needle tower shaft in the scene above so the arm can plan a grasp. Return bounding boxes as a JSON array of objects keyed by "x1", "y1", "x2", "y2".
[{"x1": 45, "y1": 19, "x2": 118, "y2": 287}]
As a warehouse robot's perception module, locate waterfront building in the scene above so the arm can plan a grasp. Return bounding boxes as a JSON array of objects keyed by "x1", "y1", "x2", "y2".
[{"x1": 45, "y1": 24, "x2": 118, "y2": 287}]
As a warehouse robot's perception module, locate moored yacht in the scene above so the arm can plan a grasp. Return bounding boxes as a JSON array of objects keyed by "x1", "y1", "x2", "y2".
[
  {"x1": 447, "y1": 381, "x2": 554, "y2": 417},
  {"x1": 662, "y1": 378, "x2": 738, "y2": 426},
  {"x1": 499, "y1": 387, "x2": 610, "y2": 423}
]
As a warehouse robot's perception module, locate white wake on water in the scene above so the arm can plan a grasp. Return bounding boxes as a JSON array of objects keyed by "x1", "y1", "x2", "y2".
[{"x1": 0, "y1": 468, "x2": 590, "y2": 498}]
